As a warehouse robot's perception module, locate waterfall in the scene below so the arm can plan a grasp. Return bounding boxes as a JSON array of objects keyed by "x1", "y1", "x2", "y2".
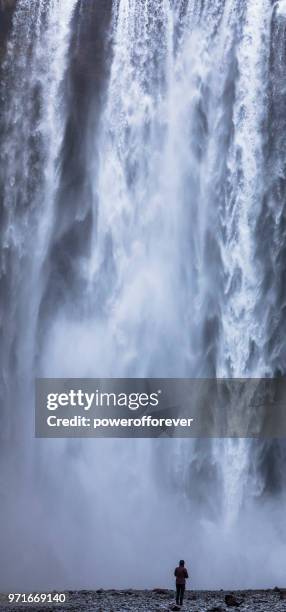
[
  {"x1": 1, "y1": 0, "x2": 286, "y2": 592},
  {"x1": 0, "y1": 0, "x2": 77, "y2": 437}
]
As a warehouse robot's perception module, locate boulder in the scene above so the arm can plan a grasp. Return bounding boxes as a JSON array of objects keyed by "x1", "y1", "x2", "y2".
[{"x1": 225, "y1": 593, "x2": 241, "y2": 607}]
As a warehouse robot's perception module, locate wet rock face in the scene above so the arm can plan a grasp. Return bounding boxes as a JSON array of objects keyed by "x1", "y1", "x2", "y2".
[
  {"x1": 0, "y1": 0, "x2": 16, "y2": 9},
  {"x1": 36, "y1": 0, "x2": 114, "y2": 325},
  {"x1": 0, "y1": 0, "x2": 16, "y2": 62}
]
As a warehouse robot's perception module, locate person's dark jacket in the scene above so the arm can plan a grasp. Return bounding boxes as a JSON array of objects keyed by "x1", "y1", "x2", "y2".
[{"x1": 174, "y1": 566, "x2": 189, "y2": 585}]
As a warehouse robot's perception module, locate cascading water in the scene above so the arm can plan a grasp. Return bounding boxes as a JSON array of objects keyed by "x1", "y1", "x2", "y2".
[
  {"x1": 0, "y1": 0, "x2": 286, "y2": 592},
  {"x1": 0, "y1": 0, "x2": 77, "y2": 438}
]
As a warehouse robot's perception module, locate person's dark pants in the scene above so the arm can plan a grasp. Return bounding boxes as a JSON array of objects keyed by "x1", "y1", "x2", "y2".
[{"x1": 176, "y1": 584, "x2": 185, "y2": 605}]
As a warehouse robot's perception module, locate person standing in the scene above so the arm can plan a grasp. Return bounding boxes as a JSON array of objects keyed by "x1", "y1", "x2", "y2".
[{"x1": 174, "y1": 559, "x2": 189, "y2": 606}]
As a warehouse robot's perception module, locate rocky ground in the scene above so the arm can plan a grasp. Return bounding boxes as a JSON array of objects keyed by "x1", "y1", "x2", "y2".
[{"x1": 0, "y1": 589, "x2": 286, "y2": 612}]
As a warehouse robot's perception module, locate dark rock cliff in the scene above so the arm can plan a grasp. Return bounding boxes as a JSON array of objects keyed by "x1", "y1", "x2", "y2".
[{"x1": 0, "y1": 0, "x2": 16, "y2": 62}]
